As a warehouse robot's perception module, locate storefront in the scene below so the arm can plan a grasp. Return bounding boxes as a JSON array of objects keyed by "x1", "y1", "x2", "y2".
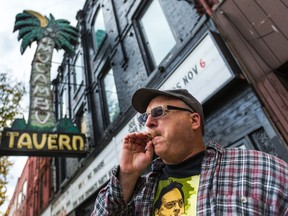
[{"x1": 47, "y1": 29, "x2": 286, "y2": 215}]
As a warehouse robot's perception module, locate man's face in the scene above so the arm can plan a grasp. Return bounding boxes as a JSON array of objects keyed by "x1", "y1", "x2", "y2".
[
  {"x1": 145, "y1": 95, "x2": 201, "y2": 164},
  {"x1": 155, "y1": 188, "x2": 184, "y2": 216}
]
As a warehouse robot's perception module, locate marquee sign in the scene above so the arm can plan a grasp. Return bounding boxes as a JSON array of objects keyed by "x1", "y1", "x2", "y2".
[
  {"x1": 0, "y1": 10, "x2": 86, "y2": 157},
  {"x1": 1, "y1": 129, "x2": 85, "y2": 157},
  {"x1": 161, "y1": 32, "x2": 235, "y2": 103}
]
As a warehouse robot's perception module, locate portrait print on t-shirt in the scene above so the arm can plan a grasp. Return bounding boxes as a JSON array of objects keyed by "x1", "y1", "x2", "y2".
[{"x1": 153, "y1": 175, "x2": 200, "y2": 216}]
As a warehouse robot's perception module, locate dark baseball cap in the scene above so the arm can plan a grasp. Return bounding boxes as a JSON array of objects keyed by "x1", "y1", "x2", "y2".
[{"x1": 132, "y1": 88, "x2": 204, "y2": 134}]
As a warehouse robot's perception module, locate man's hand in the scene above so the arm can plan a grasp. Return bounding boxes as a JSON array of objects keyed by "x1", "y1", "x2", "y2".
[{"x1": 118, "y1": 132, "x2": 154, "y2": 202}]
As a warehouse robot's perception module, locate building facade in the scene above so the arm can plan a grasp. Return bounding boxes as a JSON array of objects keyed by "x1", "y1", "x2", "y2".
[
  {"x1": 6, "y1": 157, "x2": 51, "y2": 216},
  {"x1": 9, "y1": 0, "x2": 288, "y2": 216},
  {"x1": 44, "y1": 0, "x2": 288, "y2": 216}
]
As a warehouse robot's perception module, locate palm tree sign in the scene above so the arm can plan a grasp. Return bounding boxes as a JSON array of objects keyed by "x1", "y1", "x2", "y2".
[{"x1": 13, "y1": 10, "x2": 78, "y2": 131}]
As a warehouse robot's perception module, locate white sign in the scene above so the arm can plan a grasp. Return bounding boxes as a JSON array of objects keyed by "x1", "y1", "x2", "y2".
[
  {"x1": 51, "y1": 127, "x2": 125, "y2": 215},
  {"x1": 161, "y1": 33, "x2": 235, "y2": 103}
]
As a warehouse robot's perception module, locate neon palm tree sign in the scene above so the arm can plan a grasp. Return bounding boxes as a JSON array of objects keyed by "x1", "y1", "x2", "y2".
[{"x1": 0, "y1": 10, "x2": 86, "y2": 157}]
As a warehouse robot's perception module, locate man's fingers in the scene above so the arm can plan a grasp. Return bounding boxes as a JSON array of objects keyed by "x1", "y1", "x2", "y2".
[{"x1": 145, "y1": 142, "x2": 154, "y2": 159}]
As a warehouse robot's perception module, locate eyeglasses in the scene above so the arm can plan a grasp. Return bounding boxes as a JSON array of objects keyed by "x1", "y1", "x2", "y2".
[{"x1": 137, "y1": 105, "x2": 193, "y2": 126}]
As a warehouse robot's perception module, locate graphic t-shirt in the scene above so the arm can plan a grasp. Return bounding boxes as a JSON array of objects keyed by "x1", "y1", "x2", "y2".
[{"x1": 153, "y1": 151, "x2": 204, "y2": 216}]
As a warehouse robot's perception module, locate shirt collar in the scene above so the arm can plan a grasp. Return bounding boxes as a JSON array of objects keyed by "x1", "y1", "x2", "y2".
[{"x1": 151, "y1": 141, "x2": 223, "y2": 172}]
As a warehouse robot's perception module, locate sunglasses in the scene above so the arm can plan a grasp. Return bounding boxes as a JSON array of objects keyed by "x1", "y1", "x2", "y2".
[{"x1": 137, "y1": 105, "x2": 193, "y2": 126}]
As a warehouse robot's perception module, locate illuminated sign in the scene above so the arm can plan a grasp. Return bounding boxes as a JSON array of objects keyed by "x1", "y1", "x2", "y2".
[
  {"x1": 0, "y1": 129, "x2": 86, "y2": 157},
  {"x1": 0, "y1": 10, "x2": 86, "y2": 157},
  {"x1": 30, "y1": 37, "x2": 56, "y2": 129}
]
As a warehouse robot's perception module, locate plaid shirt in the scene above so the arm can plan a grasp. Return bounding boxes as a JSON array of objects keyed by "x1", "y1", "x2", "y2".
[{"x1": 91, "y1": 142, "x2": 288, "y2": 215}]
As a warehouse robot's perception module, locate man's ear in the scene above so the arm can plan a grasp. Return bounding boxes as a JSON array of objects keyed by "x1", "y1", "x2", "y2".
[{"x1": 191, "y1": 113, "x2": 201, "y2": 129}]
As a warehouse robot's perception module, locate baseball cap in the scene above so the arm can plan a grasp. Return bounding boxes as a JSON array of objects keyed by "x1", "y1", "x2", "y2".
[{"x1": 132, "y1": 88, "x2": 204, "y2": 134}]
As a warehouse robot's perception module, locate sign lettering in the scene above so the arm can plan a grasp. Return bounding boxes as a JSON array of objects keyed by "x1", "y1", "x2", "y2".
[{"x1": 0, "y1": 129, "x2": 86, "y2": 156}]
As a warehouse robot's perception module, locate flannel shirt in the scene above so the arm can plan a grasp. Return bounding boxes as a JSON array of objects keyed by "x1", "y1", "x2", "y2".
[{"x1": 91, "y1": 142, "x2": 288, "y2": 215}]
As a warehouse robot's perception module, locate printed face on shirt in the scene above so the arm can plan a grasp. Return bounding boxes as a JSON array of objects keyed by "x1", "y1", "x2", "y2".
[{"x1": 154, "y1": 187, "x2": 184, "y2": 216}]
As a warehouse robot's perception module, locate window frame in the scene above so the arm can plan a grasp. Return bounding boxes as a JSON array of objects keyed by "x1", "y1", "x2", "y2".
[
  {"x1": 60, "y1": 88, "x2": 68, "y2": 118},
  {"x1": 133, "y1": 0, "x2": 177, "y2": 73},
  {"x1": 99, "y1": 66, "x2": 120, "y2": 127},
  {"x1": 73, "y1": 52, "x2": 84, "y2": 93},
  {"x1": 17, "y1": 191, "x2": 22, "y2": 209},
  {"x1": 75, "y1": 106, "x2": 87, "y2": 135},
  {"x1": 92, "y1": 5, "x2": 107, "y2": 52},
  {"x1": 22, "y1": 180, "x2": 27, "y2": 200}
]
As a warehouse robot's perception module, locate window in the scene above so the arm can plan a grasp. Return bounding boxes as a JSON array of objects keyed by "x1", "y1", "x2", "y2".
[
  {"x1": 103, "y1": 68, "x2": 120, "y2": 124},
  {"x1": 17, "y1": 192, "x2": 22, "y2": 209},
  {"x1": 138, "y1": 0, "x2": 176, "y2": 69},
  {"x1": 60, "y1": 89, "x2": 68, "y2": 118},
  {"x1": 22, "y1": 180, "x2": 27, "y2": 199},
  {"x1": 93, "y1": 7, "x2": 106, "y2": 49},
  {"x1": 73, "y1": 53, "x2": 84, "y2": 92},
  {"x1": 76, "y1": 109, "x2": 87, "y2": 134}
]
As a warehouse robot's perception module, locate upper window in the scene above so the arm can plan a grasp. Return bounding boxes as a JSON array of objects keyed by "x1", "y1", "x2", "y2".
[
  {"x1": 17, "y1": 192, "x2": 22, "y2": 209},
  {"x1": 76, "y1": 109, "x2": 87, "y2": 134},
  {"x1": 138, "y1": 0, "x2": 176, "y2": 69},
  {"x1": 73, "y1": 53, "x2": 84, "y2": 92},
  {"x1": 60, "y1": 89, "x2": 68, "y2": 118},
  {"x1": 93, "y1": 7, "x2": 106, "y2": 50},
  {"x1": 22, "y1": 180, "x2": 27, "y2": 199},
  {"x1": 103, "y1": 68, "x2": 120, "y2": 124}
]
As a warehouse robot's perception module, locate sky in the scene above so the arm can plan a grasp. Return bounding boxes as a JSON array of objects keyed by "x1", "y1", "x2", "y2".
[{"x1": 0, "y1": 0, "x2": 85, "y2": 214}]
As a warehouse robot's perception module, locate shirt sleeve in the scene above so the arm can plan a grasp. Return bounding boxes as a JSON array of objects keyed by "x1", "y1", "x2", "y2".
[{"x1": 90, "y1": 166, "x2": 144, "y2": 216}]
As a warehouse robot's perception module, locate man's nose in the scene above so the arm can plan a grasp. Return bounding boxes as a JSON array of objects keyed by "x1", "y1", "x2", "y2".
[{"x1": 145, "y1": 114, "x2": 158, "y2": 128}]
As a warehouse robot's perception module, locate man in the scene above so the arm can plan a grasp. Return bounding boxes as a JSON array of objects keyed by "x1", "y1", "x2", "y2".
[{"x1": 92, "y1": 88, "x2": 288, "y2": 215}]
